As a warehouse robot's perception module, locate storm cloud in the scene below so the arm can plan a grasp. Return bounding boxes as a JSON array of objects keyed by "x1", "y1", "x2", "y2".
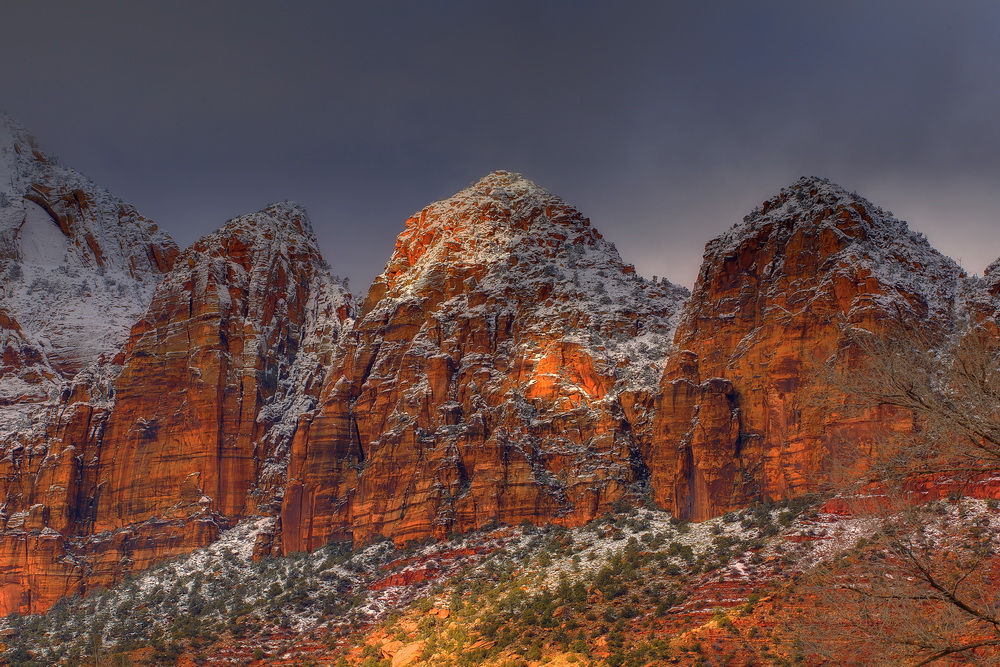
[{"x1": 2, "y1": 0, "x2": 998, "y2": 288}]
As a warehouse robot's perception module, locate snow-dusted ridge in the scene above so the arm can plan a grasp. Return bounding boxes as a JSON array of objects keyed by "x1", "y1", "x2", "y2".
[
  {"x1": 368, "y1": 170, "x2": 689, "y2": 394},
  {"x1": 0, "y1": 114, "x2": 178, "y2": 441},
  {"x1": 4, "y1": 113, "x2": 1000, "y2": 665},
  {"x1": 125, "y1": 199, "x2": 354, "y2": 493},
  {"x1": 705, "y1": 175, "x2": 965, "y2": 321}
]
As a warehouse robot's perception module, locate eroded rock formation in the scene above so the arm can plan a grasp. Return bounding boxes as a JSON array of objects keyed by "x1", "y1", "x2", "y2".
[
  {"x1": 0, "y1": 190, "x2": 350, "y2": 613},
  {"x1": 650, "y1": 177, "x2": 965, "y2": 520},
  {"x1": 0, "y1": 117, "x2": 994, "y2": 616},
  {"x1": 282, "y1": 171, "x2": 687, "y2": 549}
]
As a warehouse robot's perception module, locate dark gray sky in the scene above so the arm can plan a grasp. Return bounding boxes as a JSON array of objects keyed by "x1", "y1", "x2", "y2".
[{"x1": 2, "y1": 1, "x2": 998, "y2": 288}]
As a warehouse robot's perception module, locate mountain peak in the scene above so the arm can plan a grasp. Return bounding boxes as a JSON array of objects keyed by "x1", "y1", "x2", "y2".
[
  {"x1": 357, "y1": 169, "x2": 687, "y2": 391},
  {"x1": 0, "y1": 116, "x2": 179, "y2": 385},
  {"x1": 250, "y1": 200, "x2": 315, "y2": 238},
  {"x1": 189, "y1": 200, "x2": 321, "y2": 267},
  {"x1": 0, "y1": 113, "x2": 37, "y2": 149},
  {"x1": 435, "y1": 170, "x2": 579, "y2": 229},
  {"x1": 710, "y1": 175, "x2": 942, "y2": 259},
  {"x1": 465, "y1": 169, "x2": 543, "y2": 195},
  {"x1": 437, "y1": 170, "x2": 579, "y2": 220},
  {"x1": 698, "y1": 176, "x2": 963, "y2": 322},
  {"x1": 787, "y1": 174, "x2": 840, "y2": 191},
  {"x1": 373, "y1": 171, "x2": 610, "y2": 301},
  {"x1": 260, "y1": 199, "x2": 311, "y2": 221},
  {"x1": 754, "y1": 175, "x2": 881, "y2": 223}
]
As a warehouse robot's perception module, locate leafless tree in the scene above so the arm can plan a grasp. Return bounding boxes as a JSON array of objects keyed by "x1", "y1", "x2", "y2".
[
  {"x1": 793, "y1": 497, "x2": 1000, "y2": 666},
  {"x1": 791, "y1": 320, "x2": 1000, "y2": 665},
  {"x1": 823, "y1": 321, "x2": 1000, "y2": 480}
]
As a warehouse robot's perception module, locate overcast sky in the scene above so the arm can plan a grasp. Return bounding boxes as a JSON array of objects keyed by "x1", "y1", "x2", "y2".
[{"x1": 2, "y1": 1, "x2": 998, "y2": 289}]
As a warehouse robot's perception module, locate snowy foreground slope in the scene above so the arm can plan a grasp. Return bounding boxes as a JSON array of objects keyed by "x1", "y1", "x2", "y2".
[{"x1": 7, "y1": 486, "x2": 1000, "y2": 666}]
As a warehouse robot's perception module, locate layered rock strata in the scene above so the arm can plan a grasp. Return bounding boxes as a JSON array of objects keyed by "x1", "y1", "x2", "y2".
[
  {"x1": 0, "y1": 115, "x2": 180, "y2": 613},
  {"x1": 0, "y1": 124, "x2": 993, "y2": 617},
  {"x1": 282, "y1": 171, "x2": 688, "y2": 549}
]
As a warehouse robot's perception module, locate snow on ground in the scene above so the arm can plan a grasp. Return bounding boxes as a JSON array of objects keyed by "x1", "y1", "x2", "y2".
[{"x1": 8, "y1": 490, "x2": 999, "y2": 664}]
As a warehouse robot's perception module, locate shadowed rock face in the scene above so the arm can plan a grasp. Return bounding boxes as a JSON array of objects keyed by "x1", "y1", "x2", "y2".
[
  {"x1": 0, "y1": 114, "x2": 178, "y2": 402},
  {"x1": 650, "y1": 177, "x2": 965, "y2": 520},
  {"x1": 282, "y1": 171, "x2": 687, "y2": 550}
]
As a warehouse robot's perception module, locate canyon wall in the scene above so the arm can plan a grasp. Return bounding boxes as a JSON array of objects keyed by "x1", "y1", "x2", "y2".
[
  {"x1": 1, "y1": 117, "x2": 996, "y2": 614},
  {"x1": 0, "y1": 124, "x2": 350, "y2": 613},
  {"x1": 650, "y1": 177, "x2": 965, "y2": 519}
]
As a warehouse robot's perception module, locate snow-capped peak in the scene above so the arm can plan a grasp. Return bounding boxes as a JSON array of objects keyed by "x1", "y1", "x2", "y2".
[
  {"x1": 0, "y1": 113, "x2": 35, "y2": 153},
  {"x1": 191, "y1": 200, "x2": 321, "y2": 259},
  {"x1": 455, "y1": 169, "x2": 557, "y2": 205},
  {"x1": 379, "y1": 170, "x2": 615, "y2": 297},
  {"x1": 0, "y1": 115, "x2": 180, "y2": 442},
  {"x1": 360, "y1": 170, "x2": 688, "y2": 394},
  {"x1": 699, "y1": 176, "x2": 964, "y2": 321}
]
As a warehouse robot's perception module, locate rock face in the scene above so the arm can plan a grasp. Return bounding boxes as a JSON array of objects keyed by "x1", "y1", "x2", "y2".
[
  {"x1": 0, "y1": 114, "x2": 178, "y2": 418},
  {"x1": 282, "y1": 171, "x2": 687, "y2": 550},
  {"x1": 0, "y1": 115, "x2": 180, "y2": 614},
  {"x1": 650, "y1": 177, "x2": 965, "y2": 520},
  {"x1": 965, "y1": 258, "x2": 1000, "y2": 336},
  {"x1": 92, "y1": 202, "x2": 350, "y2": 533},
  {"x1": 0, "y1": 192, "x2": 350, "y2": 613}
]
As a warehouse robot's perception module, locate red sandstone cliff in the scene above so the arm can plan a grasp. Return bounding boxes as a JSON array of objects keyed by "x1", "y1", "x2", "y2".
[
  {"x1": 92, "y1": 201, "x2": 350, "y2": 532},
  {"x1": 0, "y1": 197, "x2": 350, "y2": 614},
  {"x1": 650, "y1": 176, "x2": 966, "y2": 520},
  {"x1": 281, "y1": 171, "x2": 687, "y2": 550},
  {"x1": 0, "y1": 115, "x2": 181, "y2": 613}
]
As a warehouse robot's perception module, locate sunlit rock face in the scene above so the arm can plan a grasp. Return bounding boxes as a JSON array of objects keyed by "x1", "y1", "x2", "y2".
[
  {"x1": 282, "y1": 171, "x2": 688, "y2": 549},
  {"x1": 650, "y1": 177, "x2": 965, "y2": 520},
  {"x1": 1, "y1": 121, "x2": 991, "y2": 619}
]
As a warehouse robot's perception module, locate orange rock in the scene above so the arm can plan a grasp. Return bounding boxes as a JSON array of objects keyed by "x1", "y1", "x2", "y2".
[
  {"x1": 4, "y1": 167, "x2": 992, "y2": 618},
  {"x1": 91, "y1": 203, "x2": 348, "y2": 532},
  {"x1": 381, "y1": 639, "x2": 405, "y2": 660},
  {"x1": 392, "y1": 641, "x2": 425, "y2": 667},
  {"x1": 282, "y1": 171, "x2": 685, "y2": 550},
  {"x1": 0, "y1": 201, "x2": 349, "y2": 614},
  {"x1": 650, "y1": 177, "x2": 965, "y2": 519}
]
